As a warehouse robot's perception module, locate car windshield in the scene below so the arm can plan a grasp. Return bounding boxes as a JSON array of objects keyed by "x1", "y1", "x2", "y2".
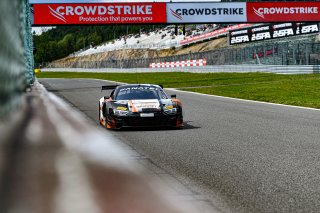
[{"x1": 115, "y1": 86, "x2": 167, "y2": 100}]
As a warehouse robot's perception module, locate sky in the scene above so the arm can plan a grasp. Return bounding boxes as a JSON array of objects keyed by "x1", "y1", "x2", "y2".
[{"x1": 32, "y1": 27, "x2": 54, "y2": 35}]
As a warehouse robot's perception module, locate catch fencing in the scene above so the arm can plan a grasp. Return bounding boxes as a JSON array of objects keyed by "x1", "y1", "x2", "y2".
[
  {"x1": 47, "y1": 35, "x2": 319, "y2": 70},
  {"x1": 0, "y1": 0, "x2": 34, "y2": 116}
]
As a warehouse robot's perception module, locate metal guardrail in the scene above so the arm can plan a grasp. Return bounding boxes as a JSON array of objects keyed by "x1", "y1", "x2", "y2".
[
  {"x1": 0, "y1": 81, "x2": 198, "y2": 213},
  {"x1": 0, "y1": 2, "x2": 210, "y2": 212},
  {"x1": 43, "y1": 65, "x2": 320, "y2": 74}
]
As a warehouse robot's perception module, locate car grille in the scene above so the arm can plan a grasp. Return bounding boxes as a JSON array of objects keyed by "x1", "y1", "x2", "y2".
[
  {"x1": 123, "y1": 117, "x2": 175, "y2": 127},
  {"x1": 141, "y1": 108, "x2": 161, "y2": 112}
]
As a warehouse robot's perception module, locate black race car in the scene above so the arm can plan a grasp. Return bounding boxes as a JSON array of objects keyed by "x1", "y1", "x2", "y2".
[{"x1": 99, "y1": 84, "x2": 183, "y2": 129}]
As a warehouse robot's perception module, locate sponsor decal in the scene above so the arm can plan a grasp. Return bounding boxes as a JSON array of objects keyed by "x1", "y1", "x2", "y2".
[
  {"x1": 33, "y1": 3, "x2": 166, "y2": 25},
  {"x1": 167, "y1": 3, "x2": 247, "y2": 23},
  {"x1": 116, "y1": 106, "x2": 128, "y2": 111},
  {"x1": 130, "y1": 100, "x2": 160, "y2": 112},
  {"x1": 120, "y1": 86, "x2": 158, "y2": 92},
  {"x1": 247, "y1": 2, "x2": 320, "y2": 22}
]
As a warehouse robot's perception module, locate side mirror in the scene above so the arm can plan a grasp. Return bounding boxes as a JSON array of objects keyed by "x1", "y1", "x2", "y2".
[
  {"x1": 104, "y1": 96, "x2": 110, "y2": 99},
  {"x1": 171, "y1": 94, "x2": 177, "y2": 99}
]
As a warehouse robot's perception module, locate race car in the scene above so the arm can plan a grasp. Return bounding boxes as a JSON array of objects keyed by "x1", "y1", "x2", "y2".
[{"x1": 99, "y1": 84, "x2": 183, "y2": 129}]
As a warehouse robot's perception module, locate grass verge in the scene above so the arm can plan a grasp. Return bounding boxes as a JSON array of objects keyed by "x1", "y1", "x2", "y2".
[{"x1": 36, "y1": 72, "x2": 320, "y2": 109}]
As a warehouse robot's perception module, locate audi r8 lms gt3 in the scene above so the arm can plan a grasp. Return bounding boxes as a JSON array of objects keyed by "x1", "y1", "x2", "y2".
[{"x1": 99, "y1": 84, "x2": 183, "y2": 129}]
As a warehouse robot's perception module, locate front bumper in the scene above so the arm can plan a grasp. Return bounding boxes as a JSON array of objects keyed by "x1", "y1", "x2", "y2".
[{"x1": 107, "y1": 112, "x2": 183, "y2": 129}]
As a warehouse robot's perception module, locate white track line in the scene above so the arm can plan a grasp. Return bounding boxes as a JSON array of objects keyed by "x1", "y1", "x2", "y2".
[{"x1": 167, "y1": 88, "x2": 320, "y2": 111}]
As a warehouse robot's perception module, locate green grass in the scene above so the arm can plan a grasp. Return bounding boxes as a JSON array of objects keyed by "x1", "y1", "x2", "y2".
[{"x1": 36, "y1": 72, "x2": 320, "y2": 108}]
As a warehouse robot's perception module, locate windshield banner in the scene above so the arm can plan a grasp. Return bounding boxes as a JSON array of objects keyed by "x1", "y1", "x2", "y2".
[{"x1": 33, "y1": 3, "x2": 167, "y2": 25}]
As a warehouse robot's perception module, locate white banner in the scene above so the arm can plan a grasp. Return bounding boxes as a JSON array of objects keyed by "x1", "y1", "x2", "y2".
[
  {"x1": 30, "y1": 0, "x2": 176, "y2": 3},
  {"x1": 167, "y1": 3, "x2": 247, "y2": 23}
]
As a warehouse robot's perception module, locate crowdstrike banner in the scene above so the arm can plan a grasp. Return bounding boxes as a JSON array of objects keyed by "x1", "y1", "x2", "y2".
[
  {"x1": 31, "y1": 2, "x2": 320, "y2": 25},
  {"x1": 33, "y1": 3, "x2": 166, "y2": 25},
  {"x1": 30, "y1": 0, "x2": 138, "y2": 3},
  {"x1": 247, "y1": 2, "x2": 320, "y2": 22},
  {"x1": 167, "y1": 3, "x2": 247, "y2": 23}
]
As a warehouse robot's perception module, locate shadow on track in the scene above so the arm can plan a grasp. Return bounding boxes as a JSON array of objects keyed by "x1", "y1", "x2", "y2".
[{"x1": 113, "y1": 121, "x2": 200, "y2": 132}]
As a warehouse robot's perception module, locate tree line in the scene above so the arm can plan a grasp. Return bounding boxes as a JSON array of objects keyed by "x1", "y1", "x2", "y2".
[{"x1": 33, "y1": 25, "x2": 160, "y2": 65}]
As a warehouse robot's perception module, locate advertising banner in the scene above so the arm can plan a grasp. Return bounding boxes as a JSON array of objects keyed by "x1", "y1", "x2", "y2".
[
  {"x1": 30, "y1": 0, "x2": 147, "y2": 3},
  {"x1": 33, "y1": 3, "x2": 167, "y2": 25},
  {"x1": 297, "y1": 22, "x2": 319, "y2": 35},
  {"x1": 180, "y1": 24, "x2": 252, "y2": 45},
  {"x1": 229, "y1": 22, "x2": 319, "y2": 45},
  {"x1": 247, "y1": 2, "x2": 320, "y2": 22},
  {"x1": 229, "y1": 28, "x2": 251, "y2": 45},
  {"x1": 167, "y1": 3, "x2": 247, "y2": 23}
]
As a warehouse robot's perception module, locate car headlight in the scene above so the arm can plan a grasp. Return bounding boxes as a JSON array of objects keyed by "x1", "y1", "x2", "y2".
[{"x1": 113, "y1": 106, "x2": 129, "y2": 116}]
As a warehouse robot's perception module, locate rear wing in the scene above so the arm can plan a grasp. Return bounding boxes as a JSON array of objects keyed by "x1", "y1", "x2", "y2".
[{"x1": 101, "y1": 85, "x2": 118, "y2": 91}]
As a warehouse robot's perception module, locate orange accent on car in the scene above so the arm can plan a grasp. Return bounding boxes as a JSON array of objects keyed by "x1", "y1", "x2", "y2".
[
  {"x1": 129, "y1": 100, "x2": 138, "y2": 113},
  {"x1": 172, "y1": 99, "x2": 182, "y2": 107},
  {"x1": 106, "y1": 117, "x2": 117, "y2": 129}
]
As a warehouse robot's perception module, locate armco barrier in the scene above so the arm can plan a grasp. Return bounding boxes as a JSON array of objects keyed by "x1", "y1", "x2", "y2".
[
  {"x1": 149, "y1": 59, "x2": 206, "y2": 68},
  {"x1": 0, "y1": 81, "x2": 206, "y2": 213},
  {"x1": 43, "y1": 65, "x2": 320, "y2": 74}
]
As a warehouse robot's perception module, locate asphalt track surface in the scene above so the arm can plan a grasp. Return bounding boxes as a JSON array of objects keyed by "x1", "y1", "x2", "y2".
[{"x1": 40, "y1": 78, "x2": 320, "y2": 213}]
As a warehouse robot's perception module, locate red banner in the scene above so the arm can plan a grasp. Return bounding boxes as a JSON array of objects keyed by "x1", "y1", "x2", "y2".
[
  {"x1": 33, "y1": 3, "x2": 167, "y2": 25},
  {"x1": 180, "y1": 24, "x2": 252, "y2": 45},
  {"x1": 247, "y1": 2, "x2": 320, "y2": 22}
]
